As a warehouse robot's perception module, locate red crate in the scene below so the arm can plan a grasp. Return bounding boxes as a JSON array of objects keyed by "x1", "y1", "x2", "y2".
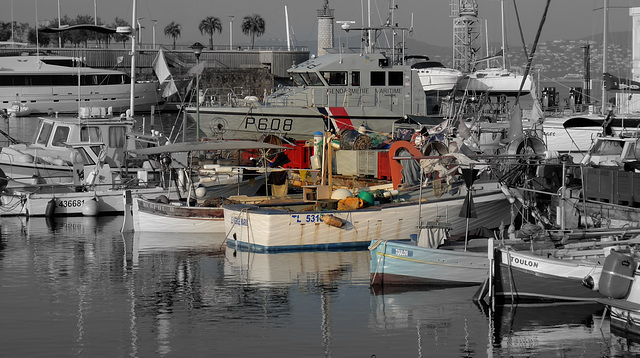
[{"x1": 377, "y1": 151, "x2": 391, "y2": 180}]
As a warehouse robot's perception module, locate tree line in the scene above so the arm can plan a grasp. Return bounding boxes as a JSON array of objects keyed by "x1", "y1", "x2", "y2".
[{"x1": 0, "y1": 14, "x2": 266, "y2": 50}]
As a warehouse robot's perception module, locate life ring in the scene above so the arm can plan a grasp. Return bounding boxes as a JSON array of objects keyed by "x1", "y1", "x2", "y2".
[{"x1": 388, "y1": 140, "x2": 424, "y2": 190}]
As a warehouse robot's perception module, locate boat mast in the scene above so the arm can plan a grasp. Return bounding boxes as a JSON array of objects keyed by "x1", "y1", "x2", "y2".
[
  {"x1": 285, "y1": 6, "x2": 291, "y2": 51},
  {"x1": 602, "y1": 0, "x2": 609, "y2": 113},
  {"x1": 129, "y1": 0, "x2": 137, "y2": 117},
  {"x1": 501, "y1": 0, "x2": 507, "y2": 68}
]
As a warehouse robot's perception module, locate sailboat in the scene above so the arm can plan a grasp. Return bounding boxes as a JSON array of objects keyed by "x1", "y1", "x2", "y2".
[
  {"x1": 537, "y1": 0, "x2": 640, "y2": 158},
  {"x1": 455, "y1": 0, "x2": 532, "y2": 96}
]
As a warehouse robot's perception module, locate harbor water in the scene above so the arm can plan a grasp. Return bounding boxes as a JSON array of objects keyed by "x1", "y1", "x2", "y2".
[{"x1": 0, "y1": 113, "x2": 637, "y2": 357}]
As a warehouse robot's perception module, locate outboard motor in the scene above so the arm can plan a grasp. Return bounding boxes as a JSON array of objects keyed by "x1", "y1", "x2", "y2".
[{"x1": 599, "y1": 250, "x2": 636, "y2": 299}]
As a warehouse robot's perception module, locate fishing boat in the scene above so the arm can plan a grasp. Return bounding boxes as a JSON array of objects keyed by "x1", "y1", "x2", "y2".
[
  {"x1": 121, "y1": 139, "x2": 286, "y2": 232},
  {"x1": 223, "y1": 138, "x2": 513, "y2": 252},
  {"x1": 0, "y1": 54, "x2": 162, "y2": 115},
  {"x1": 489, "y1": 245, "x2": 605, "y2": 303},
  {"x1": 0, "y1": 108, "x2": 167, "y2": 187},
  {"x1": 368, "y1": 223, "x2": 493, "y2": 286}
]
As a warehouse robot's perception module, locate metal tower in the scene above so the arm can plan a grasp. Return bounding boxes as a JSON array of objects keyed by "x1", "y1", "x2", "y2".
[{"x1": 451, "y1": 0, "x2": 482, "y2": 73}]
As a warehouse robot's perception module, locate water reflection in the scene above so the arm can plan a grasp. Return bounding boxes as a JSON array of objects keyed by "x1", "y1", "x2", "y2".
[
  {"x1": 492, "y1": 302, "x2": 607, "y2": 356},
  {"x1": 4, "y1": 215, "x2": 640, "y2": 357},
  {"x1": 224, "y1": 247, "x2": 371, "y2": 356}
]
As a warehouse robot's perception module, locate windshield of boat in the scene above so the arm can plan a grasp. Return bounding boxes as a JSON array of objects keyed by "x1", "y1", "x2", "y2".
[
  {"x1": 35, "y1": 122, "x2": 53, "y2": 145},
  {"x1": 51, "y1": 126, "x2": 70, "y2": 147},
  {"x1": 299, "y1": 72, "x2": 324, "y2": 86}
]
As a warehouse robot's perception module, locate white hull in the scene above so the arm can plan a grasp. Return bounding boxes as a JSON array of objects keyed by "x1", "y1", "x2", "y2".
[
  {"x1": 132, "y1": 195, "x2": 225, "y2": 233},
  {"x1": 459, "y1": 69, "x2": 532, "y2": 96},
  {"x1": 416, "y1": 68, "x2": 463, "y2": 93},
  {"x1": 22, "y1": 186, "x2": 168, "y2": 217},
  {"x1": 0, "y1": 82, "x2": 162, "y2": 115},
  {"x1": 541, "y1": 118, "x2": 599, "y2": 154},
  {"x1": 0, "y1": 55, "x2": 163, "y2": 114},
  {"x1": 224, "y1": 183, "x2": 511, "y2": 252}
]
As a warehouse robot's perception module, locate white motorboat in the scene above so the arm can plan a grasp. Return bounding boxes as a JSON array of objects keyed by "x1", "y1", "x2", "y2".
[
  {"x1": 0, "y1": 54, "x2": 162, "y2": 115},
  {"x1": 410, "y1": 58, "x2": 464, "y2": 94},
  {"x1": 5, "y1": 101, "x2": 32, "y2": 117}
]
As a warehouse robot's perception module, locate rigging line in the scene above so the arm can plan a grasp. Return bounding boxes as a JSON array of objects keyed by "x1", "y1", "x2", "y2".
[
  {"x1": 516, "y1": 0, "x2": 551, "y2": 105},
  {"x1": 511, "y1": 0, "x2": 529, "y2": 60}
]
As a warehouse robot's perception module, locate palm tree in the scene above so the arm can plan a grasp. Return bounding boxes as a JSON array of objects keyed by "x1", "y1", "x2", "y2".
[
  {"x1": 164, "y1": 21, "x2": 181, "y2": 50},
  {"x1": 241, "y1": 14, "x2": 265, "y2": 50},
  {"x1": 199, "y1": 16, "x2": 222, "y2": 50}
]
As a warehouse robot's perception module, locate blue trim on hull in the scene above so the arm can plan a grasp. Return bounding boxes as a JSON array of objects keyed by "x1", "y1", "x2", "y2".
[{"x1": 226, "y1": 239, "x2": 370, "y2": 253}]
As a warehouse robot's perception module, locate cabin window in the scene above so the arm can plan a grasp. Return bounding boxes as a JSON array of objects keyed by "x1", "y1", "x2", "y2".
[
  {"x1": 51, "y1": 75, "x2": 78, "y2": 86},
  {"x1": 81, "y1": 127, "x2": 102, "y2": 142},
  {"x1": 89, "y1": 145, "x2": 103, "y2": 161},
  {"x1": 300, "y1": 72, "x2": 324, "y2": 86},
  {"x1": 81, "y1": 75, "x2": 99, "y2": 86},
  {"x1": 321, "y1": 71, "x2": 348, "y2": 86},
  {"x1": 51, "y1": 126, "x2": 70, "y2": 147},
  {"x1": 388, "y1": 71, "x2": 404, "y2": 86},
  {"x1": 109, "y1": 127, "x2": 127, "y2": 148},
  {"x1": 35, "y1": 122, "x2": 53, "y2": 145},
  {"x1": 292, "y1": 73, "x2": 305, "y2": 87},
  {"x1": 73, "y1": 148, "x2": 95, "y2": 165},
  {"x1": 371, "y1": 71, "x2": 386, "y2": 86},
  {"x1": 351, "y1": 71, "x2": 360, "y2": 86},
  {"x1": 31, "y1": 75, "x2": 53, "y2": 86}
]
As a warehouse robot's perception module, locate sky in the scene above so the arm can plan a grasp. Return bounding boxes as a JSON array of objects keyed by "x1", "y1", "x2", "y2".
[{"x1": 4, "y1": 0, "x2": 640, "y2": 53}]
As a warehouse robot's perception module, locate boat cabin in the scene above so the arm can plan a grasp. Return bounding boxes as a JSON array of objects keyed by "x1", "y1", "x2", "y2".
[
  {"x1": 27, "y1": 110, "x2": 134, "y2": 168},
  {"x1": 263, "y1": 52, "x2": 425, "y2": 114}
]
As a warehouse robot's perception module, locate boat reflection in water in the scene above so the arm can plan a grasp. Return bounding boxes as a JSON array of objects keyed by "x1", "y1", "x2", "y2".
[
  {"x1": 492, "y1": 302, "x2": 607, "y2": 356},
  {"x1": 370, "y1": 285, "x2": 617, "y2": 357},
  {"x1": 370, "y1": 286, "x2": 493, "y2": 356},
  {"x1": 4, "y1": 215, "x2": 640, "y2": 357}
]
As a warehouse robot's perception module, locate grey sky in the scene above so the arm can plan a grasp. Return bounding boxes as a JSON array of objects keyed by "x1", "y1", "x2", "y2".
[{"x1": 5, "y1": 0, "x2": 638, "y2": 53}]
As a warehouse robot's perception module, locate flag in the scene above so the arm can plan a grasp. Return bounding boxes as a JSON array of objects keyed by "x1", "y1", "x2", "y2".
[
  {"x1": 153, "y1": 48, "x2": 172, "y2": 84},
  {"x1": 502, "y1": 104, "x2": 523, "y2": 143},
  {"x1": 457, "y1": 118, "x2": 471, "y2": 139},
  {"x1": 161, "y1": 79, "x2": 178, "y2": 98},
  {"x1": 604, "y1": 72, "x2": 640, "y2": 92},
  {"x1": 459, "y1": 192, "x2": 477, "y2": 218},
  {"x1": 529, "y1": 80, "x2": 545, "y2": 121},
  {"x1": 188, "y1": 61, "x2": 206, "y2": 77}
]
